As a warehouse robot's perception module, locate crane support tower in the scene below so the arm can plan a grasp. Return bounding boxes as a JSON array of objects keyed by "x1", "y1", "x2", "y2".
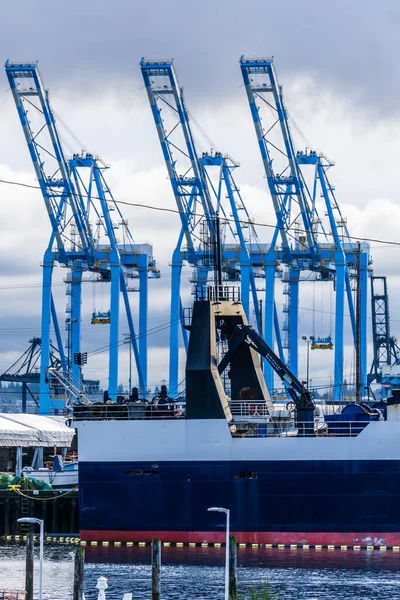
[
  {"x1": 6, "y1": 61, "x2": 159, "y2": 412},
  {"x1": 239, "y1": 56, "x2": 369, "y2": 399},
  {"x1": 369, "y1": 276, "x2": 400, "y2": 386},
  {"x1": 0, "y1": 337, "x2": 63, "y2": 412},
  {"x1": 141, "y1": 58, "x2": 267, "y2": 395}
]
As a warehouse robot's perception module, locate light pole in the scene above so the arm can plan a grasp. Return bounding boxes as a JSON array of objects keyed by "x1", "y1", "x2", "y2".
[
  {"x1": 17, "y1": 517, "x2": 44, "y2": 600},
  {"x1": 302, "y1": 336, "x2": 314, "y2": 389},
  {"x1": 208, "y1": 506, "x2": 230, "y2": 600}
]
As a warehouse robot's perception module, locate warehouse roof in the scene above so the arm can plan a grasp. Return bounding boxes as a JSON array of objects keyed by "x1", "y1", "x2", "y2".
[{"x1": 0, "y1": 414, "x2": 74, "y2": 447}]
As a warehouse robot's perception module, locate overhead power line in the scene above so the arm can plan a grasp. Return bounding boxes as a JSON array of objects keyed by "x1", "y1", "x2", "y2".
[{"x1": 1, "y1": 177, "x2": 400, "y2": 249}]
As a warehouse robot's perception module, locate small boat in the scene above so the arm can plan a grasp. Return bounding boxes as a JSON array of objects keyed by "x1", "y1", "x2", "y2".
[{"x1": 22, "y1": 461, "x2": 78, "y2": 488}]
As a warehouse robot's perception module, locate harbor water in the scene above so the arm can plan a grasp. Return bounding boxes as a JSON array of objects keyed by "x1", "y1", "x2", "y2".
[{"x1": 1, "y1": 545, "x2": 400, "y2": 599}]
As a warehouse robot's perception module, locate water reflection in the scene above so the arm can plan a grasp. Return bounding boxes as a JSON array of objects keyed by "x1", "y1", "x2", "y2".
[
  {"x1": 0, "y1": 545, "x2": 399, "y2": 599},
  {"x1": 86, "y1": 545, "x2": 400, "y2": 571}
]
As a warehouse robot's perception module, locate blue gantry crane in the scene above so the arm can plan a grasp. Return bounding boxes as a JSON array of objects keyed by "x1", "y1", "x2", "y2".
[
  {"x1": 140, "y1": 59, "x2": 266, "y2": 395},
  {"x1": 369, "y1": 275, "x2": 400, "y2": 389},
  {"x1": 239, "y1": 56, "x2": 369, "y2": 400},
  {"x1": 5, "y1": 60, "x2": 158, "y2": 412},
  {"x1": 0, "y1": 337, "x2": 62, "y2": 412}
]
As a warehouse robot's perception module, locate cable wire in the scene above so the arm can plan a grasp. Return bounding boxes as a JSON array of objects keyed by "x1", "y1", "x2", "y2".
[{"x1": 0, "y1": 177, "x2": 399, "y2": 249}]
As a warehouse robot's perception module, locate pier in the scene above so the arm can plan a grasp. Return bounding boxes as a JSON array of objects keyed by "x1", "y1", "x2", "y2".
[{"x1": 0, "y1": 489, "x2": 78, "y2": 538}]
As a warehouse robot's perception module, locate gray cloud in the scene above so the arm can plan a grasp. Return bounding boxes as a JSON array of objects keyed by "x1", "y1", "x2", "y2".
[
  {"x1": 1, "y1": 3, "x2": 400, "y2": 393},
  {"x1": 1, "y1": 0, "x2": 400, "y2": 116}
]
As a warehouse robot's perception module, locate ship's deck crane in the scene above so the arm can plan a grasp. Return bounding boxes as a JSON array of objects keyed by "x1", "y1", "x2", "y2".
[
  {"x1": 5, "y1": 61, "x2": 158, "y2": 411},
  {"x1": 218, "y1": 324, "x2": 315, "y2": 432},
  {"x1": 239, "y1": 56, "x2": 368, "y2": 400},
  {"x1": 141, "y1": 59, "x2": 266, "y2": 395}
]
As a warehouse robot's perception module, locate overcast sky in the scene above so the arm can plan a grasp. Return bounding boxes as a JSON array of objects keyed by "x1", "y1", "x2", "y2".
[{"x1": 0, "y1": 1, "x2": 399, "y2": 394}]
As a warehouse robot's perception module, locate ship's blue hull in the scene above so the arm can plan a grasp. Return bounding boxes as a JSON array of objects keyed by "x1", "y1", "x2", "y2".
[{"x1": 79, "y1": 458, "x2": 400, "y2": 545}]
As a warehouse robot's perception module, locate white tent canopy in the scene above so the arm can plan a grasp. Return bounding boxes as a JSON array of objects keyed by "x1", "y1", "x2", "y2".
[{"x1": 0, "y1": 414, "x2": 74, "y2": 447}]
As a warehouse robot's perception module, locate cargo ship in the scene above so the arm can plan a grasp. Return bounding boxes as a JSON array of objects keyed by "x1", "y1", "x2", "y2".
[{"x1": 74, "y1": 288, "x2": 400, "y2": 547}]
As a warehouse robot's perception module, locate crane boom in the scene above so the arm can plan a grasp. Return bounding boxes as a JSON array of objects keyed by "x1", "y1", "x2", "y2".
[
  {"x1": 5, "y1": 61, "x2": 94, "y2": 265},
  {"x1": 239, "y1": 56, "x2": 318, "y2": 264},
  {"x1": 140, "y1": 58, "x2": 215, "y2": 258}
]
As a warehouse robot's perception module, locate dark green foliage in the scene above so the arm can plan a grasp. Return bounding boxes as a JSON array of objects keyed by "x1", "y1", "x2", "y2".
[{"x1": 10, "y1": 475, "x2": 52, "y2": 490}]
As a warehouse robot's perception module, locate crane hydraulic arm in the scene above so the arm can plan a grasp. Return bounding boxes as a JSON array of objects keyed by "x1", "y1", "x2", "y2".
[{"x1": 218, "y1": 324, "x2": 315, "y2": 430}]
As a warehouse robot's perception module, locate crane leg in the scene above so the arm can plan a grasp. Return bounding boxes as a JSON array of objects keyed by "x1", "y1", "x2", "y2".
[
  {"x1": 180, "y1": 298, "x2": 189, "y2": 354},
  {"x1": 360, "y1": 251, "x2": 369, "y2": 393},
  {"x1": 50, "y1": 295, "x2": 67, "y2": 374},
  {"x1": 70, "y1": 268, "x2": 82, "y2": 390},
  {"x1": 108, "y1": 262, "x2": 120, "y2": 400},
  {"x1": 169, "y1": 260, "x2": 182, "y2": 397},
  {"x1": 120, "y1": 272, "x2": 144, "y2": 392},
  {"x1": 334, "y1": 260, "x2": 345, "y2": 402},
  {"x1": 240, "y1": 257, "x2": 250, "y2": 320},
  {"x1": 264, "y1": 262, "x2": 275, "y2": 391},
  {"x1": 289, "y1": 268, "x2": 300, "y2": 378},
  {"x1": 40, "y1": 255, "x2": 53, "y2": 415},
  {"x1": 138, "y1": 254, "x2": 149, "y2": 394}
]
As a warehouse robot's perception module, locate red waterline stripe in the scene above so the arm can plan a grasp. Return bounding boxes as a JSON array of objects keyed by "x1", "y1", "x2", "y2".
[{"x1": 80, "y1": 530, "x2": 399, "y2": 546}]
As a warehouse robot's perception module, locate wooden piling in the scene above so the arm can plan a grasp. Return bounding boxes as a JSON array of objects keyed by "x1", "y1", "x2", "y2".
[
  {"x1": 51, "y1": 496, "x2": 58, "y2": 533},
  {"x1": 25, "y1": 532, "x2": 34, "y2": 600},
  {"x1": 151, "y1": 538, "x2": 161, "y2": 600},
  {"x1": 73, "y1": 545, "x2": 85, "y2": 600},
  {"x1": 4, "y1": 493, "x2": 10, "y2": 537},
  {"x1": 0, "y1": 490, "x2": 79, "y2": 538},
  {"x1": 229, "y1": 535, "x2": 237, "y2": 599}
]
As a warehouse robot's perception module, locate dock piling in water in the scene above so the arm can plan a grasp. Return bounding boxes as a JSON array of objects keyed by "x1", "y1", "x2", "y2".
[
  {"x1": 25, "y1": 532, "x2": 34, "y2": 600},
  {"x1": 73, "y1": 546, "x2": 85, "y2": 600},
  {"x1": 151, "y1": 538, "x2": 161, "y2": 600},
  {"x1": 229, "y1": 535, "x2": 237, "y2": 599}
]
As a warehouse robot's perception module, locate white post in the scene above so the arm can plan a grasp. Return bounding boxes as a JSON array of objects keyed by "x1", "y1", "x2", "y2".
[
  {"x1": 207, "y1": 507, "x2": 230, "y2": 600},
  {"x1": 225, "y1": 509, "x2": 230, "y2": 600},
  {"x1": 17, "y1": 517, "x2": 44, "y2": 600},
  {"x1": 39, "y1": 519, "x2": 44, "y2": 600},
  {"x1": 96, "y1": 576, "x2": 108, "y2": 600},
  {"x1": 225, "y1": 508, "x2": 230, "y2": 600}
]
